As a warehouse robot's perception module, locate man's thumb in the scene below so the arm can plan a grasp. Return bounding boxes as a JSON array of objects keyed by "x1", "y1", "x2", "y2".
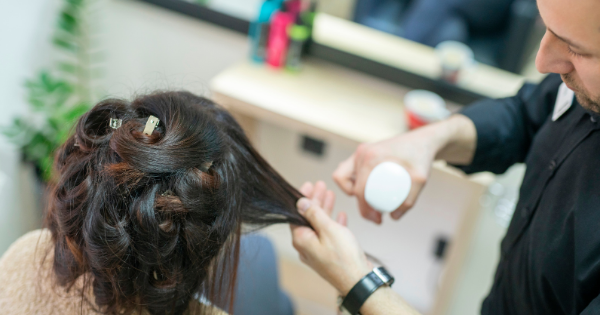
[{"x1": 297, "y1": 198, "x2": 331, "y2": 232}]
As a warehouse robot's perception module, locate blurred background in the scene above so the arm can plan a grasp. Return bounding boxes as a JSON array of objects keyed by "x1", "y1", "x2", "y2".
[{"x1": 1, "y1": 0, "x2": 542, "y2": 314}]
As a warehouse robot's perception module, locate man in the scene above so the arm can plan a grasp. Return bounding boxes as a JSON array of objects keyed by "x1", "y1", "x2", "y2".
[{"x1": 290, "y1": 0, "x2": 600, "y2": 314}]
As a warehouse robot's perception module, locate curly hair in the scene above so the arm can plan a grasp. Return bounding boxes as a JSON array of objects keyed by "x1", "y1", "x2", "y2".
[{"x1": 44, "y1": 91, "x2": 310, "y2": 315}]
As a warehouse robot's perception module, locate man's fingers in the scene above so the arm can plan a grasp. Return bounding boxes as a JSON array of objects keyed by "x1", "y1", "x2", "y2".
[
  {"x1": 297, "y1": 198, "x2": 333, "y2": 233},
  {"x1": 391, "y1": 176, "x2": 425, "y2": 220},
  {"x1": 333, "y1": 154, "x2": 356, "y2": 195},
  {"x1": 291, "y1": 224, "x2": 319, "y2": 252},
  {"x1": 300, "y1": 182, "x2": 314, "y2": 198},
  {"x1": 323, "y1": 190, "x2": 335, "y2": 216},
  {"x1": 390, "y1": 207, "x2": 407, "y2": 221},
  {"x1": 353, "y1": 148, "x2": 381, "y2": 224},
  {"x1": 357, "y1": 195, "x2": 382, "y2": 224},
  {"x1": 353, "y1": 159, "x2": 382, "y2": 224},
  {"x1": 312, "y1": 181, "x2": 327, "y2": 208},
  {"x1": 336, "y1": 211, "x2": 348, "y2": 227},
  {"x1": 300, "y1": 182, "x2": 336, "y2": 217},
  {"x1": 298, "y1": 252, "x2": 309, "y2": 265}
]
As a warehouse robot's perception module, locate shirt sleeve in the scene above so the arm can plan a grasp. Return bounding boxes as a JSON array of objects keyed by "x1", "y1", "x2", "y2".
[
  {"x1": 581, "y1": 293, "x2": 600, "y2": 314},
  {"x1": 457, "y1": 74, "x2": 563, "y2": 174},
  {"x1": 575, "y1": 180, "x2": 600, "y2": 314}
]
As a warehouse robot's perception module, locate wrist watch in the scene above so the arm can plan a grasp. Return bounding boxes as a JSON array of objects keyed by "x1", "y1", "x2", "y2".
[{"x1": 337, "y1": 267, "x2": 395, "y2": 315}]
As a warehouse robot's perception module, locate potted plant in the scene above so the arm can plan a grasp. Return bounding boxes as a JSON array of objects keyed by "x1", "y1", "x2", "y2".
[{"x1": 2, "y1": 0, "x2": 102, "y2": 181}]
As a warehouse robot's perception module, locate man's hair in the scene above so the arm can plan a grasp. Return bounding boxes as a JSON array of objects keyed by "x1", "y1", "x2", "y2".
[{"x1": 44, "y1": 91, "x2": 309, "y2": 314}]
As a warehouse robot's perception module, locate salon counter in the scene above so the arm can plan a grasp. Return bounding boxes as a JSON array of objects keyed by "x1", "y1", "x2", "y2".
[{"x1": 212, "y1": 59, "x2": 454, "y2": 145}]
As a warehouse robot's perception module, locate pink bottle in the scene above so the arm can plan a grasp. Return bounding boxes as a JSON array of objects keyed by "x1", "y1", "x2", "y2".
[{"x1": 266, "y1": 10, "x2": 295, "y2": 68}]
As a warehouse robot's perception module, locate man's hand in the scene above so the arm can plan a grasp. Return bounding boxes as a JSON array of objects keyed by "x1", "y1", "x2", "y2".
[
  {"x1": 290, "y1": 181, "x2": 372, "y2": 295},
  {"x1": 333, "y1": 115, "x2": 477, "y2": 224},
  {"x1": 333, "y1": 127, "x2": 440, "y2": 223},
  {"x1": 290, "y1": 181, "x2": 423, "y2": 315}
]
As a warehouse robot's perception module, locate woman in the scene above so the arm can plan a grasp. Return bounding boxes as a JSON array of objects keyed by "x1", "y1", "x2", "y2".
[{"x1": 0, "y1": 91, "x2": 310, "y2": 314}]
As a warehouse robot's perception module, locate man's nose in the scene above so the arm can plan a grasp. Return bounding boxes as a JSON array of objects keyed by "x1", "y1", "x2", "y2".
[{"x1": 535, "y1": 31, "x2": 574, "y2": 75}]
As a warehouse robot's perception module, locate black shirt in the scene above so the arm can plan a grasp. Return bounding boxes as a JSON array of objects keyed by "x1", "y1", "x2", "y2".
[{"x1": 460, "y1": 74, "x2": 600, "y2": 315}]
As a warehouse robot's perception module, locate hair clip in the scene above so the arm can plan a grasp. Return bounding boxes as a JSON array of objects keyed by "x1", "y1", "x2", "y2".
[
  {"x1": 109, "y1": 118, "x2": 122, "y2": 129},
  {"x1": 74, "y1": 136, "x2": 80, "y2": 147},
  {"x1": 161, "y1": 189, "x2": 174, "y2": 196},
  {"x1": 143, "y1": 115, "x2": 159, "y2": 135}
]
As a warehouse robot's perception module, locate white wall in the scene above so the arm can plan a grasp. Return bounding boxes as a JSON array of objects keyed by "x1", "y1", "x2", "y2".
[
  {"x1": 0, "y1": 0, "x2": 60, "y2": 255},
  {"x1": 102, "y1": 0, "x2": 249, "y2": 98}
]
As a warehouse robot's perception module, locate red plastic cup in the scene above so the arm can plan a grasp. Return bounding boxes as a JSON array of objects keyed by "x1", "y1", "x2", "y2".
[
  {"x1": 406, "y1": 110, "x2": 429, "y2": 130},
  {"x1": 404, "y1": 90, "x2": 450, "y2": 130}
]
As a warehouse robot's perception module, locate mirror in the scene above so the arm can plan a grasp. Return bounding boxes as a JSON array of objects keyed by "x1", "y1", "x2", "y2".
[{"x1": 315, "y1": 0, "x2": 543, "y2": 74}]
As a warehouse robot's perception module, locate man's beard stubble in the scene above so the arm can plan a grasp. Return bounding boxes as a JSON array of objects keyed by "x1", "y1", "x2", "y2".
[{"x1": 561, "y1": 73, "x2": 600, "y2": 113}]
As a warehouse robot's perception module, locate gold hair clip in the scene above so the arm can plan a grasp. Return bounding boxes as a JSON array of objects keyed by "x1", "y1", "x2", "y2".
[
  {"x1": 109, "y1": 118, "x2": 122, "y2": 129},
  {"x1": 143, "y1": 115, "x2": 159, "y2": 135}
]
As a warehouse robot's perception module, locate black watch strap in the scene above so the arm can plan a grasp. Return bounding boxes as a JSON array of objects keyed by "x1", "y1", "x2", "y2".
[{"x1": 340, "y1": 267, "x2": 395, "y2": 315}]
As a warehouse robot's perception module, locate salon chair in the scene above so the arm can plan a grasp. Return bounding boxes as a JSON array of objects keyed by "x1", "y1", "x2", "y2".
[{"x1": 215, "y1": 234, "x2": 295, "y2": 315}]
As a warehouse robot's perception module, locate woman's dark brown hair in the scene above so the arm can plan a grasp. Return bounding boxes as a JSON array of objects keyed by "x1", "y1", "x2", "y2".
[{"x1": 44, "y1": 91, "x2": 309, "y2": 314}]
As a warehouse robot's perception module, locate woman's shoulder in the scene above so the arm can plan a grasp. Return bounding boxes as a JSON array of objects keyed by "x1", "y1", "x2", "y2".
[
  {"x1": 0, "y1": 229, "x2": 53, "y2": 278},
  {"x1": 0, "y1": 229, "x2": 229, "y2": 315},
  {"x1": 0, "y1": 229, "x2": 52, "y2": 262},
  {"x1": 0, "y1": 229, "x2": 58, "y2": 313}
]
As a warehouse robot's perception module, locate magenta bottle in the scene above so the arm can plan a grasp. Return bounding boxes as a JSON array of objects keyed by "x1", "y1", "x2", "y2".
[{"x1": 266, "y1": 9, "x2": 295, "y2": 68}]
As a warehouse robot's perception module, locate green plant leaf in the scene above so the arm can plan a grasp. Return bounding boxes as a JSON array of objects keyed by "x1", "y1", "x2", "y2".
[
  {"x1": 50, "y1": 103, "x2": 87, "y2": 143},
  {"x1": 2, "y1": 117, "x2": 36, "y2": 145},
  {"x1": 24, "y1": 71, "x2": 74, "y2": 114},
  {"x1": 58, "y1": 61, "x2": 78, "y2": 74},
  {"x1": 39, "y1": 155, "x2": 54, "y2": 181},
  {"x1": 58, "y1": 11, "x2": 78, "y2": 34},
  {"x1": 66, "y1": 0, "x2": 84, "y2": 6},
  {"x1": 23, "y1": 132, "x2": 52, "y2": 162},
  {"x1": 40, "y1": 72, "x2": 55, "y2": 89},
  {"x1": 50, "y1": 83, "x2": 73, "y2": 110},
  {"x1": 1, "y1": 122, "x2": 18, "y2": 138},
  {"x1": 64, "y1": 103, "x2": 89, "y2": 122},
  {"x1": 53, "y1": 36, "x2": 77, "y2": 51}
]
